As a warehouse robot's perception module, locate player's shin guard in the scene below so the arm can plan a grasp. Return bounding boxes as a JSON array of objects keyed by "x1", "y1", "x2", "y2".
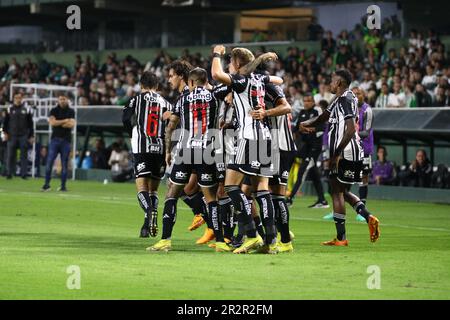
[
  {"x1": 208, "y1": 201, "x2": 224, "y2": 242},
  {"x1": 333, "y1": 212, "x2": 346, "y2": 241},
  {"x1": 162, "y1": 198, "x2": 177, "y2": 239},
  {"x1": 272, "y1": 194, "x2": 290, "y2": 243},
  {"x1": 137, "y1": 191, "x2": 153, "y2": 227},
  {"x1": 225, "y1": 185, "x2": 256, "y2": 238},
  {"x1": 353, "y1": 201, "x2": 371, "y2": 222},
  {"x1": 359, "y1": 185, "x2": 368, "y2": 204},
  {"x1": 247, "y1": 195, "x2": 265, "y2": 239},
  {"x1": 255, "y1": 190, "x2": 277, "y2": 245},
  {"x1": 219, "y1": 197, "x2": 234, "y2": 239}
]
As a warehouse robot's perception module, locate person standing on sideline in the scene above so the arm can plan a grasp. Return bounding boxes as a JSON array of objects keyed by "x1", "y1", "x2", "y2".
[
  {"x1": 42, "y1": 95, "x2": 76, "y2": 192},
  {"x1": 2, "y1": 93, "x2": 34, "y2": 179}
]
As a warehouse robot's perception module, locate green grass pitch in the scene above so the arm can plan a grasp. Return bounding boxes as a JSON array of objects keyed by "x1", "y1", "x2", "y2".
[{"x1": 0, "y1": 178, "x2": 449, "y2": 300}]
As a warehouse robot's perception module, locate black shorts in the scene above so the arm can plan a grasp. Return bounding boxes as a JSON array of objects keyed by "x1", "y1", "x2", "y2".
[
  {"x1": 269, "y1": 150, "x2": 296, "y2": 186},
  {"x1": 133, "y1": 153, "x2": 165, "y2": 179},
  {"x1": 362, "y1": 155, "x2": 373, "y2": 175},
  {"x1": 330, "y1": 158, "x2": 363, "y2": 185},
  {"x1": 227, "y1": 138, "x2": 274, "y2": 178},
  {"x1": 297, "y1": 143, "x2": 322, "y2": 162},
  {"x1": 170, "y1": 163, "x2": 217, "y2": 187}
]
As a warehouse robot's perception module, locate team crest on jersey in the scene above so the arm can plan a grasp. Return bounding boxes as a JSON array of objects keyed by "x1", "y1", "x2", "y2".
[
  {"x1": 282, "y1": 170, "x2": 289, "y2": 179},
  {"x1": 251, "y1": 161, "x2": 261, "y2": 169},
  {"x1": 216, "y1": 163, "x2": 225, "y2": 171},
  {"x1": 175, "y1": 171, "x2": 188, "y2": 179},
  {"x1": 201, "y1": 174, "x2": 213, "y2": 182},
  {"x1": 137, "y1": 162, "x2": 146, "y2": 172},
  {"x1": 344, "y1": 170, "x2": 355, "y2": 179}
]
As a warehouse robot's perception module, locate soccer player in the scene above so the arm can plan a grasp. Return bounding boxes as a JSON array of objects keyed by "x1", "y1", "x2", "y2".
[
  {"x1": 265, "y1": 83, "x2": 296, "y2": 252},
  {"x1": 299, "y1": 69, "x2": 380, "y2": 246},
  {"x1": 123, "y1": 71, "x2": 171, "y2": 238},
  {"x1": 149, "y1": 68, "x2": 232, "y2": 252},
  {"x1": 211, "y1": 45, "x2": 284, "y2": 254},
  {"x1": 288, "y1": 94, "x2": 329, "y2": 208},
  {"x1": 352, "y1": 87, "x2": 374, "y2": 206},
  {"x1": 166, "y1": 60, "x2": 214, "y2": 243},
  {"x1": 42, "y1": 95, "x2": 76, "y2": 191}
]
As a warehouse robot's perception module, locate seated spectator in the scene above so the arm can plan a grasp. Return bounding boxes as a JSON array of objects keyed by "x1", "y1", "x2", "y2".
[
  {"x1": 422, "y1": 64, "x2": 437, "y2": 93},
  {"x1": 375, "y1": 82, "x2": 389, "y2": 108},
  {"x1": 399, "y1": 149, "x2": 433, "y2": 188},
  {"x1": 371, "y1": 146, "x2": 397, "y2": 185},
  {"x1": 321, "y1": 31, "x2": 336, "y2": 53},
  {"x1": 108, "y1": 143, "x2": 132, "y2": 182},
  {"x1": 403, "y1": 83, "x2": 417, "y2": 108},
  {"x1": 415, "y1": 84, "x2": 433, "y2": 107},
  {"x1": 433, "y1": 86, "x2": 449, "y2": 106},
  {"x1": 91, "y1": 139, "x2": 109, "y2": 169},
  {"x1": 387, "y1": 83, "x2": 406, "y2": 108}
]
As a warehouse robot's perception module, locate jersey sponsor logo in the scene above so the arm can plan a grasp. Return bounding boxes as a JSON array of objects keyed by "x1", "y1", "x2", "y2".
[
  {"x1": 344, "y1": 169, "x2": 355, "y2": 179},
  {"x1": 175, "y1": 171, "x2": 188, "y2": 179},
  {"x1": 216, "y1": 163, "x2": 225, "y2": 171},
  {"x1": 186, "y1": 92, "x2": 212, "y2": 102},
  {"x1": 137, "y1": 162, "x2": 146, "y2": 172},
  {"x1": 251, "y1": 161, "x2": 261, "y2": 169},
  {"x1": 150, "y1": 145, "x2": 161, "y2": 153},
  {"x1": 144, "y1": 94, "x2": 159, "y2": 102},
  {"x1": 200, "y1": 173, "x2": 213, "y2": 182}
]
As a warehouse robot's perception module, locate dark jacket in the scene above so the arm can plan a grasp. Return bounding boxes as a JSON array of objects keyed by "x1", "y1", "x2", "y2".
[{"x1": 3, "y1": 104, "x2": 34, "y2": 138}]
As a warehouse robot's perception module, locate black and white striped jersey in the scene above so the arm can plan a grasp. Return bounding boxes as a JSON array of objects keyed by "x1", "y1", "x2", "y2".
[
  {"x1": 326, "y1": 89, "x2": 363, "y2": 162},
  {"x1": 122, "y1": 91, "x2": 171, "y2": 154},
  {"x1": 265, "y1": 83, "x2": 297, "y2": 152},
  {"x1": 229, "y1": 73, "x2": 272, "y2": 141},
  {"x1": 174, "y1": 85, "x2": 231, "y2": 150}
]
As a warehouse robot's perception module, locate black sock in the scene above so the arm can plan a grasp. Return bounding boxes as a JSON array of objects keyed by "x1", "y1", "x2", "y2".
[
  {"x1": 201, "y1": 198, "x2": 214, "y2": 229},
  {"x1": 272, "y1": 194, "x2": 290, "y2": 243},
  {"x1": 359, "y1": 185, "x2": 368, "y2": 205},
  {"x1": 354, "y1": 201, "x2": 371, "y2": 223},
  {"x1": 208, "y1": 201, "x2": 224, "y2": 242},
  {"x1": 162, "y1": 198, "x2": 177, "y2": 239},
  {"x1": 255, "y1": 190, "x2": 276, "y2": 245},
  {"x1": 246, "y1": 195, "x2": 264, "y2": 238},
  {"x1": 180, "y1": 192, "x2": 194, "y2": 215},
  {"x1": 333, "y1": 213, "x2": 346, "y2": 241},
  {"x1": 219, "y1": 197, "x2": 233, "y2": 239},
  {"x1": 225, "y1": 185, "x2": 256, "y2": 238},
  {"x1": 190, "y1": 191, "x2": 205, "y2": 216},
  {"x1": 253, "y1": 215, "x2": 265, "y2": 239},
  {"x1": 137, "y1": 191, "x2": 153, "y2": 227},
  {"x1": 149, "y1": 191, "x2": 159, "y2": 212}
]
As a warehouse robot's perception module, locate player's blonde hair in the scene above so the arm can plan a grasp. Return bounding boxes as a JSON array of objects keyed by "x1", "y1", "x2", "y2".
[{"x1": 231, "y1": 47, "x2": 255, "y2": 67}]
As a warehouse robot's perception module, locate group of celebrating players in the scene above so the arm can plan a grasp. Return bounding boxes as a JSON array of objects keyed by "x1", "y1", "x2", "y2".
[{"x1": 122, "y1": 44, "x2": 381, "y2": 254}]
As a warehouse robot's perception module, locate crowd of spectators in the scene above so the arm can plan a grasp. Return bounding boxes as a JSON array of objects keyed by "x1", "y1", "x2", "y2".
[
  {"x1": 1, "y1": 27, "x2": 450, "y2": 187},
  {"x1": 1, "y1": 28, "x2": 449, "y2": 109}
]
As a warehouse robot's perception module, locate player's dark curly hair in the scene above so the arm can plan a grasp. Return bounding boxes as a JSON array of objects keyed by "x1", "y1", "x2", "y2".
[
  {"x1": 168, "y1": 59, "x2": 193, "y2": 83},
  {"x1": 335, "y1": 69, "x2": 352, "y2": 87},
  {"x1": 139, "y1": 71, "x2": 158, "y2": 89}
]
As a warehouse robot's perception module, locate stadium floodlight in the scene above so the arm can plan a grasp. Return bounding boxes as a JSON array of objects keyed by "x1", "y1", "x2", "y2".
[{"x1": 161, "y1": 0, "x2": 194, "y2": 7}]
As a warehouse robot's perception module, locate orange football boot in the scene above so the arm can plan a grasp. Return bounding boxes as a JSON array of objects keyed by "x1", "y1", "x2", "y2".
[
  {"x1": 322, "y1": 238, "x2": 349, "y2": 246},
  {"x1": 196, "y1": 228, "x2": 215, "y2": 245},
  {"x1": 188, "y1": 214, "x2": 205, "y2": 231},
  {"x1": 368, "y1": 215, "x2": 380, "y2": 242}
]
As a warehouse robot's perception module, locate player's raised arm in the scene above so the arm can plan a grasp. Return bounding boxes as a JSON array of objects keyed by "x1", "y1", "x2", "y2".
[
  {"x1": 211, "y1": 45, "x2": 232, "y2": 86},
  {"x1": 239, "y1": 52, "x2": 278, "y2": 75}
]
